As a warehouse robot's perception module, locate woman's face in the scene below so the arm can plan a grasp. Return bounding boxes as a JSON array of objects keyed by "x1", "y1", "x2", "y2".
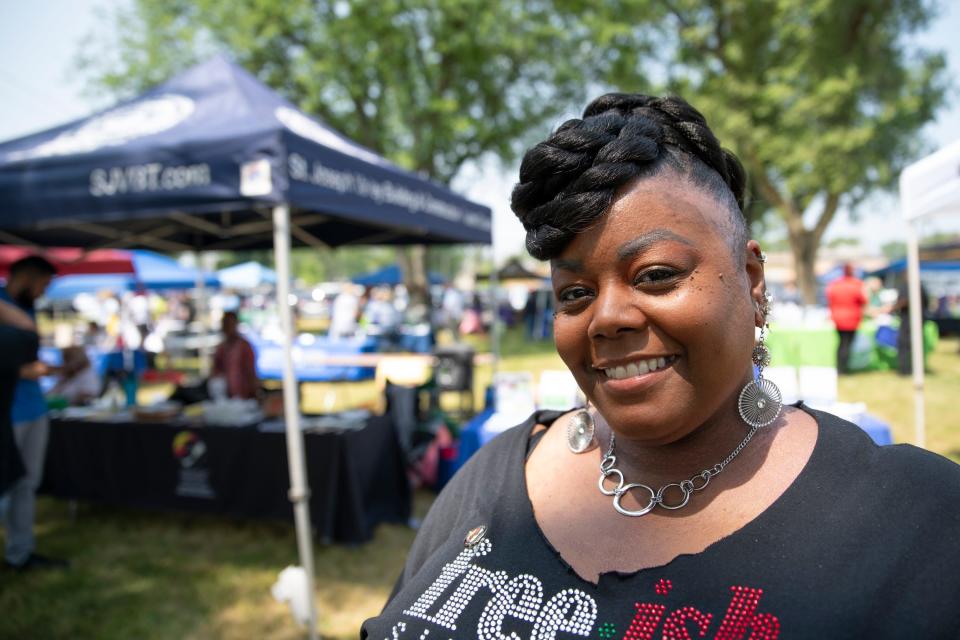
[{"x1": 550, "y1": 175, "x2": 765, "y2": 444}]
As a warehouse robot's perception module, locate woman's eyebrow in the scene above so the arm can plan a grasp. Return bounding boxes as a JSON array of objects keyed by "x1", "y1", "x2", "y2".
[
  {"x1": 616, "y1": 228, "x2": 694, "y2": 261},
  {"x1": 553, "y1": 258, "x2": 583, "y2": 273}
]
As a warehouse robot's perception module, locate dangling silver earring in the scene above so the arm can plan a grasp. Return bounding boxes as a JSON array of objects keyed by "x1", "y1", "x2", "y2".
[
  {"x1": 567, "y1": 406, "x2": 597, "y2": 453},
  {"x1": 738, "y1": 296, "x2": 782, "y2": 428}
]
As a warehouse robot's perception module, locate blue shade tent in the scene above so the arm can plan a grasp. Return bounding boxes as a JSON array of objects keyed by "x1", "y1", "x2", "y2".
[
  {"x1": 44, "y1": 274, "x2": 134, "y2": 301},
  {"x1": 0, "y1": 56, "x2": 491, "y2": 638},
  {"x1": 868, "y1": 258, "x2": 960, "y2": 278},
  {"x1": 0, "y1": 56, "x2": 491, "y2": 250},
  {"x1": 44, "y1": 250, "x2": 219, "y2": 300},
  {"x1": 352, "y1": 264, "x2": 444, "y2": 286},
  {"x1": 217, "y1": 261, "x2": 277, "y2": 289}
]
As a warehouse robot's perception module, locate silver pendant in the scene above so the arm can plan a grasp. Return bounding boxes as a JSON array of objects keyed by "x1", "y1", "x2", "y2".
[
  {"x1": 737, "y1": 378, "x2": 783, "y2": 427},
  {"x1": 566, "y1": 409, "x2": 596, "y2": 453},
  {"x1": 752, "y1": 344, "x2": 771, "y2": 368}
]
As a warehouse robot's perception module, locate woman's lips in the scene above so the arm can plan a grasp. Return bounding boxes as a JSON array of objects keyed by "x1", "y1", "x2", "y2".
[{"x1": 595, "y1": 355, "x2": 678, "y2": 394}]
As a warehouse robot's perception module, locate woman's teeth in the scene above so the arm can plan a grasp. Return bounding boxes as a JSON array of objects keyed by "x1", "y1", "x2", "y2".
[{"x1": 603, "y1": 356, "x2": 674, "y2": 380}]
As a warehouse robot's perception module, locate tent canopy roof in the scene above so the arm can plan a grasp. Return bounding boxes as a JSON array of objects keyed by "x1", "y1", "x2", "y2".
[
  {"x1": 0, "y1": 56, "x2": 491, "y2": 251},
  {"x1": 900, "y1": 138, "x2": 960, "y2": 222},
  {"x1": 0, "y1": 246, "x2": 135, "y2": 277},
  {"x1": 44, "y1": 249, "x2": 218, "y2": 299},
  {"x1": 217, "y1": 261, "x2": 277, "y2": 288},
  {"x1": 351, "y1": 264, "x2": 444, "y2": 287}
]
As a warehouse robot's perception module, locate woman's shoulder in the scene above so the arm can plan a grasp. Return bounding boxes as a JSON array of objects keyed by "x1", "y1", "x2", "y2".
[{"x1": 808, "y1": 406, "x2": 960, "y2": 501}]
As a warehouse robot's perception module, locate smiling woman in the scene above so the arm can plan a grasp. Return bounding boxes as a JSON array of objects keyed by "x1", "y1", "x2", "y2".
[{"x1": 362, "y1": 95, "x2": 960, "y2": 640}]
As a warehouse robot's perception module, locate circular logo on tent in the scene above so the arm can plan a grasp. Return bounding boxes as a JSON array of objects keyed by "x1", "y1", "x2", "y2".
[
  {"x1": 9, "y1": 94, "x2": 195, "y2": 161},
  {"x1": 172, "y1": 430, "x2": 207, "y2": 468}
]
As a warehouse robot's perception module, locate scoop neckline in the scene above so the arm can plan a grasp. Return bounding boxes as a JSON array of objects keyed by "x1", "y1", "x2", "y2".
[{"x1": 517, "y1": 404, "x2": 823, "y2": 587}]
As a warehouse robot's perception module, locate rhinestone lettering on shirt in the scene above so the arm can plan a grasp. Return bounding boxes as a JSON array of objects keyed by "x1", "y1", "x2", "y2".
[
  {"x1": 401, "y1": 537, "x2": 597, "y2": 637},
  {"x1": 391, "y1": 535, "x2": 781, "y2": 640}
]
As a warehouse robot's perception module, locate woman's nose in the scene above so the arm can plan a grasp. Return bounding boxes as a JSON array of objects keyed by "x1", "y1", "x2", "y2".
[{"x1": 588, "y1": 284, "x2": 647, "y2": 340}]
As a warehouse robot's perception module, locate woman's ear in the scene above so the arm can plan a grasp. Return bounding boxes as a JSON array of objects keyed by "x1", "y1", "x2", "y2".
[{"x1": 745, "y1": 240, "x2": 767, "y2": 328}]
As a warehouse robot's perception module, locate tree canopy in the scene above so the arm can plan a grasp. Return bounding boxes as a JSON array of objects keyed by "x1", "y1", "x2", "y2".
[
  {"x1": 78, "y1": 0, "x2": 615, "y2": 288},
  {"x1": 602, "y1": 0, "x2": 949, "y2": 301},
  {"x1": 78, "y1": 0, "x2": 610, "y2": 181},
  {"x1": 78, "y1": 0, "x2": 950, "y2": 301}
]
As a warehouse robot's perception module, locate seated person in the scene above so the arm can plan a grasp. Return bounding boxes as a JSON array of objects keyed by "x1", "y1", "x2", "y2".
[
  {"x1": 48, "y1": 346, "x2": 101, "y2": 405},
  {"x1": 211, "y1": 311, "x2": 259, "y2": 400}
]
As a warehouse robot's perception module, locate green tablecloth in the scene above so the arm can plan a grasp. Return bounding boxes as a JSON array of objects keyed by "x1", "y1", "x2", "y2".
[{"x1": 767, "y1": 320, "x2": 938, "y2": 371}]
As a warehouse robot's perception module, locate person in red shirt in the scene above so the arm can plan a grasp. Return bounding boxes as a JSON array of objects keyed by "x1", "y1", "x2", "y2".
[
  {"x1": 211, "y1": 311, "x2": 259, "y2": 399},
  {"x1": 825, "y1": 264, "x2": 868, "y2": 374}
]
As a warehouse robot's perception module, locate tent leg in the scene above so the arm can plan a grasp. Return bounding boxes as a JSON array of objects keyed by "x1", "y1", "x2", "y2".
[
  {"x1": 194, "y1": 250, "x2": 211, "y2": 377},
  {"x1": 489, "y1": 246, "x2": 501, "y2": 382},
  {"x1": 272, "y1": 203, "x2": 319, "y2": 639},
  {"x1": 905, "y1": 222, "x2": 925, "y2": 448}
]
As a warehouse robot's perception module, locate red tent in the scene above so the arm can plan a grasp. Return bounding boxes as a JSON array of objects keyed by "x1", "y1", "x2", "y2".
[{"x1": 0, "y1": 246, "x2": 135, "y2": 277}]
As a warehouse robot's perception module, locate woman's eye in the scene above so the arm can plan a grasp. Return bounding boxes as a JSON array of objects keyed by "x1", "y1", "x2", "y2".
[
  {"x1": 634, "y1": 267, "x2": 679, "y2": 285},
  {"x1": 557, "y1": 286, "x2": 592, "y2": 303}
]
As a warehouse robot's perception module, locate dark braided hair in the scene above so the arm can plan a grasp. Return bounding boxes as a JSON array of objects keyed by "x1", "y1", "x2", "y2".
[{"x1": 511, "y1": 93, "x2": 748, "y2": 261}]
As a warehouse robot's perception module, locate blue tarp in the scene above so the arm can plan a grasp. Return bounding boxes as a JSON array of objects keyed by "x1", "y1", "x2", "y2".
[
  {"x1": 868, "y1": 258, "x2": 960, "y2": 278},
  {"x1": 352, "y1": 264, "x2": 445, "y2": 286},
  {"x1": 44, "y1": 250, "x2": 219, "y2": 299},
  {"x1": 217, "y1": 261, "x2": 277, "y2": 289},
  {"x1": 0, "y1": 56, "x2": 491, "y2": 249}
]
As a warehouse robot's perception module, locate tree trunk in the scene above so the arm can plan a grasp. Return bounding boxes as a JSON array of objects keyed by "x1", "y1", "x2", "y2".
[
  {"x1": 787, "y1": 229, "x2": 819, "y2": 305},
  {"x1": 399, "y1": 245, "x2": 430, "y2": 306}
]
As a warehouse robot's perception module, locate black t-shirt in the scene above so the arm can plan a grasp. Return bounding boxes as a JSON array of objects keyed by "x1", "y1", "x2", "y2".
[
  {"x1": 362, "y1": 407, "x2": 960, "y2": 639},
  {"x1": 0, "y1": 325, "x2": 39, "y2": 493}
]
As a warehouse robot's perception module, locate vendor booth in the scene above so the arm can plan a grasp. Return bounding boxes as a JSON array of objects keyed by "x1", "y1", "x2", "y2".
[
  {"x1": 899, "y1": 138, "x2": 960, "y2": 447},
  {"x1": 0, "y1": 56, "x2": 490, "y2": 637}
]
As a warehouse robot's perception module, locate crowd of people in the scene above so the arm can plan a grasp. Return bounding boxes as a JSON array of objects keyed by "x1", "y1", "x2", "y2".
[{"x1": 825, "y1": 265, "x2": 935, "y2": 375}]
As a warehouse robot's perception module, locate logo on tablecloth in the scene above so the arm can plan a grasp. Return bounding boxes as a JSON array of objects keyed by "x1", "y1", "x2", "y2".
[{"x1": 172, "y1": 431, "x2": 215, "y2": 499}]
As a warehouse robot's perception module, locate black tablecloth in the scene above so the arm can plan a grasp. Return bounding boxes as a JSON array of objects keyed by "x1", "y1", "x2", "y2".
[{"x1": 40, "y1": 415, "x2": 411, "y2": 544}]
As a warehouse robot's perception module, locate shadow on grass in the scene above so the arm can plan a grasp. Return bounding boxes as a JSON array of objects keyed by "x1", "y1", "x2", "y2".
[{"x1": 0, "y1": 491, "x2": 434, "y2": 639}]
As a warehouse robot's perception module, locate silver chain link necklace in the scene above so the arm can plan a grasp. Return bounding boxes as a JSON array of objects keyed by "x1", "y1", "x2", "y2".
[{"x1": 598, "y1": 424, "x2": 762, "y2": 517}]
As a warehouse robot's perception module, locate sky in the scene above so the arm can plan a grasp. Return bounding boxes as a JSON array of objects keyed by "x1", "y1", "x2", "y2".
[{"x1": 1, "y1": 0, "x2": 958, "y2": 261}]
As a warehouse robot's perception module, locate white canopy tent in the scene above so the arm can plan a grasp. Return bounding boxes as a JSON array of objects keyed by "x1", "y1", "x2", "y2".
[{"x1": 898, "y1": 138, "x2": 960, "y2": 447}]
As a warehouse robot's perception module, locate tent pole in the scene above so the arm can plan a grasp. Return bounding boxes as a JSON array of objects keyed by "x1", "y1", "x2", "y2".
[
  {"x1": 905, "y1": 221, "x2": 925, "y2": 448},
  {"x1": 489, "y1": 246, "x2": 500, "y2": 382},
  {"x1": 272, "y1": 203, "x2": 319, "y2": 639},
  {"x1": 194, "y1": 251, "x2": 211, "y2": 377}
]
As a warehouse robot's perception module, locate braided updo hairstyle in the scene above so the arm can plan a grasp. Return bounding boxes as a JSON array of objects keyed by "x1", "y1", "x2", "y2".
[{"x1": 511, "y1": 93, "x2": 748, "y2": 261}]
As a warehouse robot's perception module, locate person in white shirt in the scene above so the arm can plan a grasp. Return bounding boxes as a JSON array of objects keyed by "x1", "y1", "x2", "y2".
[
  {"x1": 48, "y1": 347, "x2": 101, "y2": 405},
  {"x1": 329, "y1": 285, "x2": 361, "y2": 339}
]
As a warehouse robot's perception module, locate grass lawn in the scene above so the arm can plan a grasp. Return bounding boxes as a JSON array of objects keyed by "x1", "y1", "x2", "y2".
[{"x1": 2, "y1": 330, "x2": 957, "y2": 638}]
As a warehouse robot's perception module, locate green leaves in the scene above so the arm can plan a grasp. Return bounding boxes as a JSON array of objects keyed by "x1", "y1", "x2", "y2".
[
  {"x1": 77, "y1": 0, "x2": 949, "y2": 301},
  {"x1": 79, "y1": 0, "x2": 609, "y2": 183}
]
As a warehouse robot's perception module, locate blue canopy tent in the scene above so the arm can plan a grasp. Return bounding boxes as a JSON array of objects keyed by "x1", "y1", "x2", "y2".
[
  {"x1": 352, "y1": 263, "x2": 444, "y2": 287},
  {"x1": 0, "y1": 56, "x2": 490, "y2": 250},
  {"x1": 868, "y1": 258, "x2": 960, "y2": 278},
  {"x1": 217, "y1": 261, "x2": 277, "y2": 289},
  {"x1": 45, "y1": 250, "x2": 220, "y2": 300},
  {"x1": 0, "y1": 56, "x2": 491, "y2": 636}
]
